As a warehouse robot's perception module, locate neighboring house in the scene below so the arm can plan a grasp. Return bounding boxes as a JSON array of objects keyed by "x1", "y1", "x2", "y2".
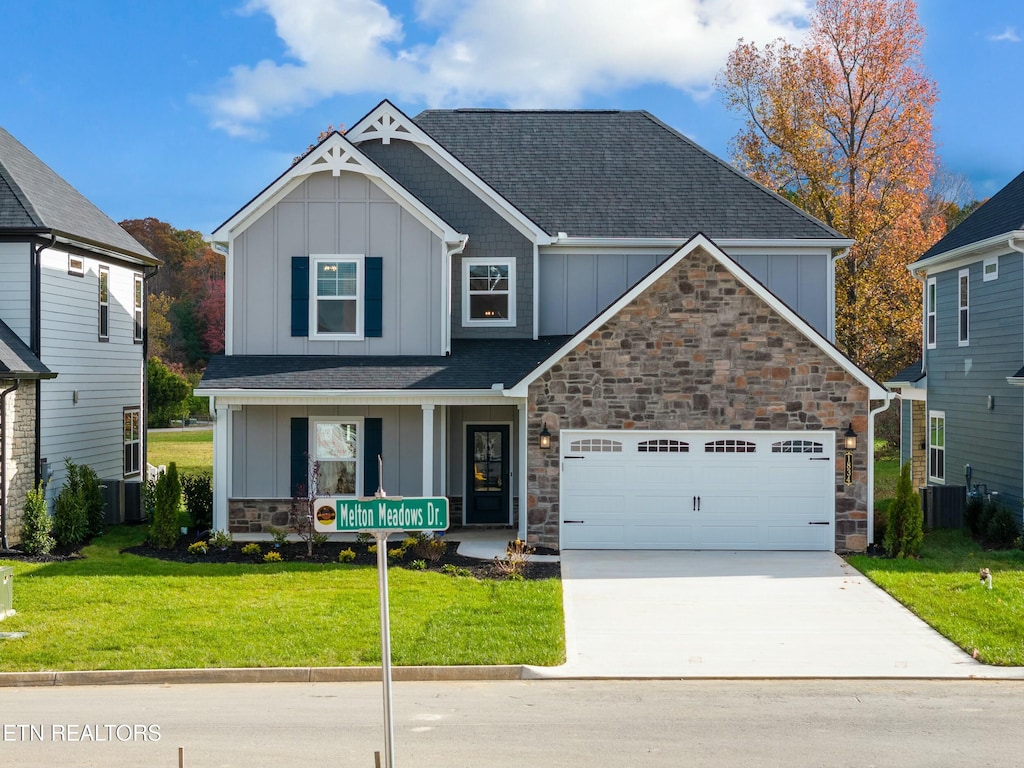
[
  {"x1": 888, "y1": 169, "x2": 1024, "y2": 525},
  {"x1": 198, "y1": 100, "x2": 887, "y2": 553},
  {"x1": 0, "y1": 127, "x2": 159, "y2": 546}
]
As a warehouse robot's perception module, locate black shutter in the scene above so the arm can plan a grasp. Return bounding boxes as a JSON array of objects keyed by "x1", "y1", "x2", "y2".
[
  {"x1": 290, "y1": 417, "x2": 309, "y2": 497},
  {"x1": 365, "y1": 257, "x2": 383, "y2": 338},
  {"x1": 291, "y1": 256, "x2": 309, "y2": 336},
  {"x1": 363, "y1": 418, "x2": 383, "y2": 495}
]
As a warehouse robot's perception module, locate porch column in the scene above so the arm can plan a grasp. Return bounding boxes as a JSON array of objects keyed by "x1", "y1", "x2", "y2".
[
  {"x1": 517, "y1": 402, "x2": 528, "y2": 541},
  {"x1": 212, "y1": 401, "x2": 230, "y2": 532},
  {"x1": 421, "y1": 404, "x2": 435, "y2": 496}
]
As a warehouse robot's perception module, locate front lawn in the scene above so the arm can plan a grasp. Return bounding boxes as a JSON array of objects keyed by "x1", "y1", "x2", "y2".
[
  {"x1": 847, "y1": 529, "x2": 1024, "y2": 665},
  {"x1": 147, "y1": 429, "x2": 213, "y2": 475},
  {"x1": 0, "y1": 527, "x2": 564, "y2": 672}
]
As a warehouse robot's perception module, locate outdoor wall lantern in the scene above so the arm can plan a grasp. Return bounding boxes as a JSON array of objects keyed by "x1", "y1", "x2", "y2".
[
  {"x1": 538, "y1": 424, "x2": 552, "y2": 449},
  {"x1": 843, "y1": 423, "x2": 858, "y2": 451}
]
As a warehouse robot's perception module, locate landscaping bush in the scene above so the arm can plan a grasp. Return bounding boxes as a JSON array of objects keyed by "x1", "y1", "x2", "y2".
[
  {"x1": 20, "y1": 481, "x2": 54, "y2": 555},
  {"x1": 883, "y1": 461, "x2": 923, "y2": 558},
  {"x1": 965, "y1": 495, "x2": 986, "y2": 537},
  {"x1": 985, "y1": 503, "x2": 1020, "y2": 549},
  {"x1": 78, "y1": 463, "x2": 105, "y2": 538},
  {"x1": 180, "y1": 471, "x2": 213, "y2": 532},
  {"x1": 53, "y1": 458, "x2": 93, "y2": 547},
  {"x1": 149, "y1": 462, "x2": 182, "y2": 549}
]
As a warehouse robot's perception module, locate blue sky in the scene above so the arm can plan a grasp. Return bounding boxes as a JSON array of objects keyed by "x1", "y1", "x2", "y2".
[{"x1": 1, "y1": 0, "x2": 1021, "y2": 235}]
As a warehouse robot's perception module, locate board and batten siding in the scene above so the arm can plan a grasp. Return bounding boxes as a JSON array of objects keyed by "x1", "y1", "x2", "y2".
[
  {"x1": 230, "y1": 405, "x2": 446, "y2": 499},
  {"x1": 0, "y1": 241, "x2": 32, "y2": 343},
  {"x1": 231, "y1": 172, "x2": 445, "y2": 356},
  {"x1": 37, "y1": 248, "x2": 144, "y2": 494},
  {"x1": 926, "y1": 251, "x2": 1023, "y2": 516},
  {"x1": 538, "y1": 249, "x2": 831, "y2": 338}
]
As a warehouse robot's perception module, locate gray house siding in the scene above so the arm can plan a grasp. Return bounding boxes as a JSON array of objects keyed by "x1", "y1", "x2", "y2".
[
  {"x1": 539, "y1": 250, "x2": 831, "y2": 337},
  {"x1": 925, "y1": 253, "x2": 1024, "y2": 516},
  {"x1": 358, "y1": 140, "x2": 534, "y2": 339},
  {"x1": 0, "y1": 241, "x2": 31, "y2": 343},
  {"x1": 231, "y1": 172, "x2": 444, "y2": 356}
]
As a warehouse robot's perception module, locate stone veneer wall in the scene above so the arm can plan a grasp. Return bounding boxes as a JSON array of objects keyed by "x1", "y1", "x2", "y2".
[
  {"x1": 910, "y1": 400, "x2": 927, "y2": 490},
  {"x1": 2, "y1": 381, "x2": 38, "y2": 546},
  {"x1": 526, "y1": 246, "x2": 872, "y2": 552}
]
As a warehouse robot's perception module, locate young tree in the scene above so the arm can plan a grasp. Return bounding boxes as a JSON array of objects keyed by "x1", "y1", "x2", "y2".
[
  {"x1": 147, "y1": 356, "x2": 192, "y2": 427},
  {"x1": 883, "y1": 461, "x2": 923, "y2": 558},
  {"x1": 717, "y1": 0, "x2": 943, "y2": 381}
]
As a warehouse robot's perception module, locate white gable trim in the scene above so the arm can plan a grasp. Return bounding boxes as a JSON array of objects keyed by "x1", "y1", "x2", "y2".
[
  {"x1": 506, "y1": 233, "x2": 886, "y2": 399},
  {"x1": 212, "y1": 132, "x2": 463, "y2": 245},
  {"x1": 911, "y1": 231, "x2": 1024, "y2": 275},
  {"x1": 348, "y1": 100, "x2": 554, "y2": 245}
]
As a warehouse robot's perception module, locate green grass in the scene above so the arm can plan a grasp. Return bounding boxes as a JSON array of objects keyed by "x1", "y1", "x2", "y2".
[
  {"x1": 0, "y1": 527, "x2": 564, "y2": 672},
  {"x1": 148, "y1": 429, "x2": 213, "y2": 475},
  {"x1": 847, "y1": 529, "x2": 1024, "y2": 665}
]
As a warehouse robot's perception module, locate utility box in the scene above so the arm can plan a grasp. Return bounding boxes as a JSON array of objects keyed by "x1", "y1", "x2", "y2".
[
  {"x1": 0, "y1": 567, "x2": 13, "y2": 620},
  {"x1": 920, "y1": 485, "x2": 966, "y2": 529}
]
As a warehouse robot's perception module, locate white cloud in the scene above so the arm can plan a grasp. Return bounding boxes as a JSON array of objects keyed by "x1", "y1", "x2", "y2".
[
  {"x1": 203, "y1": 0, "x2": 811, "y2": 136},
  {"x1": 988, "y1": 26, "x2": 1021, "y2": 43}
]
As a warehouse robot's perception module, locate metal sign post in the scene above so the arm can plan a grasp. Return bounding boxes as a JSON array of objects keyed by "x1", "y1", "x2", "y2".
[{"x1": 374, "y1": 529, "x2": 395, "y2": 768}]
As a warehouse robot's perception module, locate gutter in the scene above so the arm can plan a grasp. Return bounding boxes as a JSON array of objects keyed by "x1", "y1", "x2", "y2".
[
  {"x1": 867, "y1": 394, "x2": 895, "y2": 547},
  {"x1": 31, "y1": 235, "x2": 54, "y2": 491},
  {"x1": 0, "y1": 380, "x2": 19, "y2": 549},
  {"x1": 442, "y1": 236, "x2": 469, "y2": 356}
]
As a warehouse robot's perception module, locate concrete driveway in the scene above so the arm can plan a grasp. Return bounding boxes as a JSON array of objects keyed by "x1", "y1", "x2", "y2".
[{"x1": 530, "y1": 550, "x2": 990, "y2": 679}]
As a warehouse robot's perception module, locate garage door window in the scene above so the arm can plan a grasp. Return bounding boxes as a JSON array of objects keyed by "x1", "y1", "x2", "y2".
[
  {"x1": 638, "y1": 439, "x2": 689, "y2": 453},
  {"x1": 705, "y1": 439, "x2": 756, "y2": 453},
  {"x1": 772, "y1": 440, "x2": 824, "y2": 454},
  {"x1": 569, "y1": 438, "x2": 622, "y2": 453}
]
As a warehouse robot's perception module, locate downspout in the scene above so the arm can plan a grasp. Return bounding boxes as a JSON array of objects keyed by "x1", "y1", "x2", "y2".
[
  {"x1": 443, "y1": 236, "x2": 469, "y2": 355},
  {"x1": 1009, "y1": 238, "x2": 1024, "y2": 505},
  {"x1": 1, "y1": 380, "x2": 20, "y2": 550},
  {"x1": 867, "y1": 393, "x2": 894, "y2": 547},
  {"x1": 31, "y1": 235, "x2": 55, "y2": 490},
  {"x1": 829, "y1": 247, "x2": 849, "y2": 344},
  {"x1": 141, "y1": 264, "x2": 160, "y2": 477}
]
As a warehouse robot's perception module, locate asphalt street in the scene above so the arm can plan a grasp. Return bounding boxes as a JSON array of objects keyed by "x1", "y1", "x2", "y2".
[{"x1": 1, "y1": 679, "x2": 1021, "y2": 767}]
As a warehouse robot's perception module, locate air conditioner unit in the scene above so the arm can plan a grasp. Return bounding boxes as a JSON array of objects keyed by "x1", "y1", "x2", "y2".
[{"x1": 920, "y1": 485, "x2": 966, "y2": 529}]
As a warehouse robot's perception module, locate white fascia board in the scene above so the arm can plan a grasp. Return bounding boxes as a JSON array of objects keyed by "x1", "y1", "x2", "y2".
[
  {"x1": 193, "y1": 389, "x2": 519, "y2": 406},
  {"x1": 506, "y1": 232, "x2": 886, "y2": 399},
  {"x1": 53, "y1": 234, "x2": 160, "y2": 267},
  {"x1": 910, "y1": 231, "x2": 1024, "y2": 275},
  {"x1": 212, "y1": 132, "x2": 463, "y2": 244},
  {"x1": 1007, "y1": 377, "x2": 1024, "y2": 387},
  {"x1": 886, "y1": 383, "x2": 927, "y2": 401},
  {"x1": 348, "y1": 100, "x2": 554, "y2": 245},
  {"x1": 542, "y1": 237, "x2": 851, "y2": 256}
]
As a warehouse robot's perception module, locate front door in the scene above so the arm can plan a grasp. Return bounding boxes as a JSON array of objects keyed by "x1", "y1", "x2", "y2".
[{"x1": 465, "y1": 425, "x2": 510, "y2": 525}]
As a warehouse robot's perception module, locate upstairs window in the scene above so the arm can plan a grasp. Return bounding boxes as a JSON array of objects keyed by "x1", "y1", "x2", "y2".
[
  {"x1": 133, "y1": 273, "x2": 144, "y2": 343},
  {"x1": 463, "y1": 257, "x2": 515, "y2": 327},
  {"x1": 98, "y1": 266, "x2": 110, "y2": 340},
  {"x1": 926, "y1": 277, "x2": 936, "y2": 349},
  {"x1": 123, "y1": 407, "x2": 141, "y2": 476},
  {"x1": 68, "y1": 255, "x2": 84, "y2": 277},
  {"x1": 958, "y1": 269, "x2": 969, "y2": 346},
  {"x1": 311, "y1": 256, "x2": 363, "y2": 339},
  {"x1": 983, "y1": 256, "x2": 998, "y2": 282}
]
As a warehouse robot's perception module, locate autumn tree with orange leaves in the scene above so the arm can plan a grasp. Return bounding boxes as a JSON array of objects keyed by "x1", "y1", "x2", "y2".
[{"x1": 717, "y1": 0, "x2": 945, "y2": 380}]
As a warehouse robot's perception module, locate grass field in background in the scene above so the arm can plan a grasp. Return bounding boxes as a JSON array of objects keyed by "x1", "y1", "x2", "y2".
[
  {"x1": 148, "y1": 429, "x2": 213, "y2": 475},
  {"x1": 0, "y1": 526, "x2": 565, "y2": 672}
]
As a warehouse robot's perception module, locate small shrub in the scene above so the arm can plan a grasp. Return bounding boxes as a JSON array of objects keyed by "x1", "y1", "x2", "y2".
[
  {"x1": 267, "y1": 526, "x2": 290, "y2": 547},
  {"x1": 149, "y1": 463, "x2": 182, "y2": 549},
  {"x1": 408, "y1": 559, "x2": 426, "y2": 570},
  {"x1": 493, "y1": 538, "x2": 535, "y2": 578},
  {"x1": 241, "y1": 542, "x2": 262, "y2": 557},
  {"x1": 78, "y1": 463, "x2": 105, "y2": 538},
  {"x1": 387, "y1": 546, "x2": 406, "y2": 563},
  {"x1": 20, "y1": 481, "x2": 54, "y2": 555},
  {"x1": 356, "y1": 532, "x2": 373, "y2": 545},
  {"x1": 985, "y1": 503, "x2": 1020, "y2": 548},
  {"x1": 883, "y1": 462, "x2": 923, "y2": 558},
  {"x1": 312, "y1": 532, "x2": 329, "y2": 547},
  {"x1": 180, "y1": 472, "x2": 213, "y2": 532},
  {"x1": 409, "y1": 532, "x2": 447, "y2": 562},
  {"x1": 209, "y1": 530, "x2": 233, "y2": 549},
  {"x1": 367, "y1": 544, "x2": 378, "y2": 555},
  {"x1": 53, "y1": 458, "x2": 89, "y2": 547},
  {"x1": 187, "y1": 541, "x2": 208, "y2": 556},
  {"x1": 263, "y1": 550, "x2": 283, "y2": 563},
  {"x1": 337, "y1": 548, "x2": 356, "y2": 563},
  {"x1": 965, "y1": 495, "x2": 986, "y2": 537},
  {"x1": 441, "y1": 564, "x2": 473, "y2": 578}
]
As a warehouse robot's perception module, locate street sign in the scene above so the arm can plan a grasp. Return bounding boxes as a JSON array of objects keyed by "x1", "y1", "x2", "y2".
[{"x1": 313, "y1": 497, "x2": 449, "y2": 533}]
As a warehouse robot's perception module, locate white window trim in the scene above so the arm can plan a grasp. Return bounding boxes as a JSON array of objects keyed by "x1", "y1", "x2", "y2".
[
  {"x1": 983, "y1": 255, "x2": 998, "y2": 282},
  {"x1": 98, "y1": 265, "x2": 110, "y2": 341},
  {"x1": 462, "y1": 256, "x2": 516, "y2": 328},
  {"x1": 310, "y1": 417, "x2": 363, "y2": 497},
  {"x1": 926, "y1": 277, "x2": 936, "y2": 349},
  {"x1": 928, "y1": 410, "x2": 945, "y2": 483},
  {"x1": 310, "y1": 254, "x2": 364, "y2": 340},
  {"x1": 133, "y1": 273, "x2": 144, "y2": 343},
  {"x1": 68, "y1": 255, "x2": 85, "y2": 277},
  {"x1": 958, "y1": 268, "x2": 969, "y2": 346},
  {"x1": 124, "y1": 407, "x2": 141, "y2": 477}
]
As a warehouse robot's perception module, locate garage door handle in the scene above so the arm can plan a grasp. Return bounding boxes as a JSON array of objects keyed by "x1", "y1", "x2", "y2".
[
  {"x1": 808, "y1": 521, "x2": 830, "y2": 525},
  {"x1": 564, "y1": 455, "x2": 586, "y2": 460},
  {"x1": 809, "y1": 457, "x2": 831, "y2": 461},
  {"x1": 564, "y1": 520, "x2": 585, "y2": 524},
  {"x1": 692, "y1": 496, "x2": 701, "y2": 511}
]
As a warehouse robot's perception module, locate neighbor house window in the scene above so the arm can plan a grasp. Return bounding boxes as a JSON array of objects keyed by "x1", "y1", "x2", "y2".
[
  {"x1": 926, "y1": 277, "x2": 936, "y2": 349},
  {"x1": 68, "y1": 255, "x2": 84, "y2": 277},
  {"x1": 958, "y1": 269, "x2": 969, "y2": 346},
  {"x1": 312, "y1": 420, "x2": 359, "y2": 496},
  {"x1": 98, "y1": 266, "x2": 110, "y2": 340},
  {"x1": 133, "y1": 273, "x2": 144, "y2": 343},
  {"x1": 311, "y1": 255, "x2": 363, "y2": 338},
  {"x1": 928, "y1": 411, "x2": 945, "y2": 482},
  {"x1": 463, "y1": 257, "x2": 515, "y2": 327},
  {"x1": 124, "y1": 407, "x2": 141, "y2": 476},
  {"x1": 983, "y1": 256, "x2": 998, "y2": 282}
]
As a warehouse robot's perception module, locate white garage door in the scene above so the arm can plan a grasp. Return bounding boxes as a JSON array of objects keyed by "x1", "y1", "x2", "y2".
[{"x1": 560, "y1": 430, "x2": 835, "y2": 551}]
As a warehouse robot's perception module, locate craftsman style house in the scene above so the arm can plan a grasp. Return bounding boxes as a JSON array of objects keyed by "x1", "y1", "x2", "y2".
[
  {"x1": 0, "y1": 127, "x2": 158, "y2": 546},
  {"x1": 199, "y1": 100, "x2": 886, "y2": 552},
  {"x1": 889, "y1": 169, "x2": 1024, "y2": 527}
]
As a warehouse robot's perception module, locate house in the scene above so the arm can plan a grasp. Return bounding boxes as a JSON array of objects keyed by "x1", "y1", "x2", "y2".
[
  {"x1": 888, "y1": 169, "x2": 1024, "y2": 526},
  {"x1": 198, "y1": 100, "x2": 887, "y2": 553},
  {"x1": 0, "y1": 127, "x2": 159, "y2": 546}
]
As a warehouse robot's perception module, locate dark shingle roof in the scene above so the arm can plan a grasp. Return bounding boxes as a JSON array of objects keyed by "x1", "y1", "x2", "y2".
[
  {"x1": 0, "y1": 126, "x2": 156, "y2": 262},
  {"x1": 199, "y1": 338, "x2": 573, "y2": 391},
  {"x1": 886, "y1": 359, "x2": 924, "y2": 385},
  {"x1": 918, "y1": 169, "x2": 1024, "y2": 261},
  {"x1": 411, "y1": 109, "x2": 846, "y2": 241},
  {"x1": 0, "y1": 320, "x2": 53, "y2": 379}
]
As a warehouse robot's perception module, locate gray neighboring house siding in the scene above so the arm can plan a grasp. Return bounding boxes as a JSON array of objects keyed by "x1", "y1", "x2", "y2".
[
  {"x1": 926, "y1": 252, "x2": 1023, "y2": 509},
  {"x1": 359, "y1": 139, "x2": 534, "y2": 339}
]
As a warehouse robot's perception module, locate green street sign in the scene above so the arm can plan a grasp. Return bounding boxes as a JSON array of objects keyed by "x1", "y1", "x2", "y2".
[{"x1": 314, "y1": 497, "x2": 449, "y2": 532}]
